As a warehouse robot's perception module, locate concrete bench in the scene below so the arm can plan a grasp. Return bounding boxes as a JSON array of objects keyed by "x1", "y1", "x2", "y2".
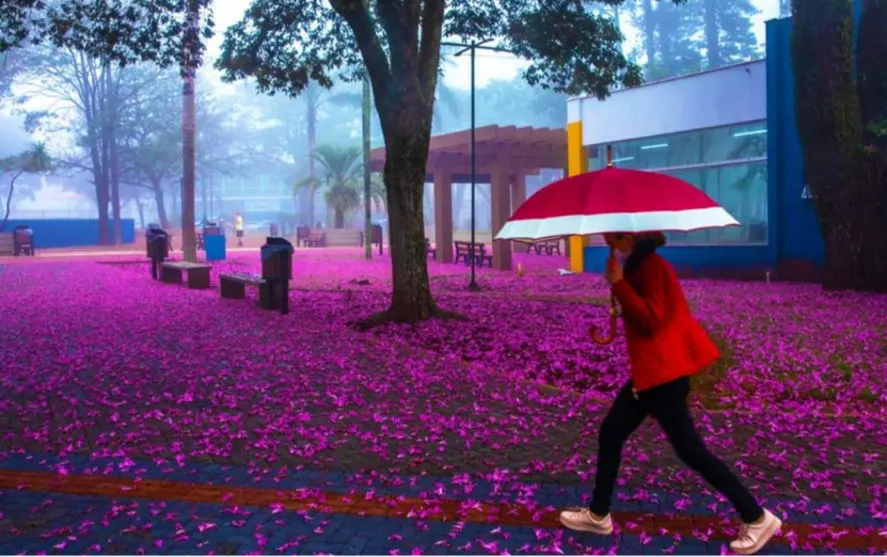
[
  {"x1": 161, "y1": 261, "x2": 211, "y2": 289},
  {"x1": 0, "y1": 233, "x2": 13, "y2": 256}
]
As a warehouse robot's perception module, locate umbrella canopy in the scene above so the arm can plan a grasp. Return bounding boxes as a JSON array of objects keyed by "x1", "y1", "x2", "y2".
[{"x1": 495, "y1": 167, "x2": 739, "y2": 242}]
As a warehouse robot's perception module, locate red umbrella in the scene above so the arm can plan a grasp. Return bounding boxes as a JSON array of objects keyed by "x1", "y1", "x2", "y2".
[
  {"x1": 495, "y1": 167, "x2": 738, "y2": 243},
  {"x1": 496, "y1": 166, "x2": 738, "y2": 345}
]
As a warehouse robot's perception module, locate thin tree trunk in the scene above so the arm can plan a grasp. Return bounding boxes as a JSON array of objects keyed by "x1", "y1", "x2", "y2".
[
  {"x1": 704, "y1": 0, "x2": 720, "y2": 69},
  {"x1": 107, "y1": 64, "x2": 122, "y2": 245},
  {"x1": 0, "y1": 171, "x2": 23, "y2": 232},
  {"x1": 642, "y1": 0, "x2": 657, "y2": 68},
  {"x1": 305, "y1": 100, "x2": 318, "y2": 226},
  {"x1": 153, "y1": 186, "x2": 169, "y2": 229},
  {"x1": 136, "y1": 196, "x2": 146, "y2": 229}
]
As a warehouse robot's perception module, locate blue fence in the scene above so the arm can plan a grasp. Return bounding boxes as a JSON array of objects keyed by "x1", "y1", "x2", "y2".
[{"x1": 0, "y1": 219, "x2": 136, "y2": 248}]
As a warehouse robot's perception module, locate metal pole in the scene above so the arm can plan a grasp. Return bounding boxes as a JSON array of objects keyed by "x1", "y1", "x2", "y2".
[
  {"x1": 468, "y1": 43, "x2": 480, "y2": 292},
  {"x1": 362, "y1": 70, "x2": 372, "y2": 259}
]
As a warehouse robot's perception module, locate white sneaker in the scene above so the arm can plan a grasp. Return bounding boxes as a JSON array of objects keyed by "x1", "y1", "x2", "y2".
[
  {"x1": 729, "y1": 509, "x2": 783, "y2": 555},
  {"x1": 558, "y1": 507, "x2": 614, "y2": 535}
]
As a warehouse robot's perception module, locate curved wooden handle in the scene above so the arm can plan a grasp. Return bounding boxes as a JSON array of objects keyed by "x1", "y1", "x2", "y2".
[
  {"x1": 589, "y1": 298, "x2": 618, "y2": 345},
  {"x1": 592, "y1": 248, "x2": 619, "y2": 345}
]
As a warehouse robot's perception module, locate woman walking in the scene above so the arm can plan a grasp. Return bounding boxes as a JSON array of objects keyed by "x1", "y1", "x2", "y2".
[{"x1": 559, "y1": 232, "x2": 782, "y2": 555}]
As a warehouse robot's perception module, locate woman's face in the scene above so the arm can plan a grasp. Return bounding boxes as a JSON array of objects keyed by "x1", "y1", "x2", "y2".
[{"x1": 604, "y1": 233, "x2": 636, "y2": 255}]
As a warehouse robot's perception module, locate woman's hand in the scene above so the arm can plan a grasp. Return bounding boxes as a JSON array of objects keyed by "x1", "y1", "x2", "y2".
[{"x1": 604, "y1": 256, "x2": 624, "y2": 285}]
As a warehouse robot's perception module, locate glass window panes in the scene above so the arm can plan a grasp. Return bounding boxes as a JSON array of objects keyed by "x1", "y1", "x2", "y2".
[{"x1": 583, "y1": 121, "x2": 768, "y2": 246}]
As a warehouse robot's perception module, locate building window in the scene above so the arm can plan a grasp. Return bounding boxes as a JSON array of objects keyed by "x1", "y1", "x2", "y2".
[{"x1": 586, "y1": 121, "x2": 768, "y2": 246}]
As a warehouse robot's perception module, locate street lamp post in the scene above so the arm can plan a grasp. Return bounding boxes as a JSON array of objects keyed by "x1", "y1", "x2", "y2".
[{"x1": 442, "y1": 40, "x2": 510, "y2": 292}]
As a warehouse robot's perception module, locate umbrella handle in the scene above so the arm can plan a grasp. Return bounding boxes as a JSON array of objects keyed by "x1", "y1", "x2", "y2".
[
  {"x1": 590, "y1": 245, "x2": 618, "y2": 345},
  {"x1": 590, "y1": 294, "x2": 618, "y2": 345}
]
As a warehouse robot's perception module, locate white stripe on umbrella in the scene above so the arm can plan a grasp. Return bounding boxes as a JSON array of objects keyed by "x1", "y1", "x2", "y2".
[{"x1": 494, "y1": 207, "x2": 739, "y2": 243}]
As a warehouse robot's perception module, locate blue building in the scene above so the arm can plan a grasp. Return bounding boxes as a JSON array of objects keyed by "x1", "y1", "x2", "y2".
[{"x1": 568, "y1": 16, "x2": 824, "y2": 281}]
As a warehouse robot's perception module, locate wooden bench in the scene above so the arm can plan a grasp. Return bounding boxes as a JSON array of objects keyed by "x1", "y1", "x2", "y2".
[
  {"x1": 532, "y1": 240, "x2": 561, "y2": 255},
  {"x1": 323, "y1": 228, "x2": 362, "y2": 247},
  {"x1": 425, "y1": 238, "x2": 436, "y2": 259},
  {"x1": 304, "y1": 230, "x2": 325, "y2": 247},
  {"x1": 453, "y1": 241, "x2": 492, "y2": 267},
  {"x1": 0, "y1": 233, "x2": 13, "y2": 256},
  {"x1": 160, "y1": 261, "x2": 211, "y2": 289}
]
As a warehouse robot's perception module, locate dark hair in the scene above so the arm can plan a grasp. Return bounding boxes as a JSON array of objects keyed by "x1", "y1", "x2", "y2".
[{"x1": 624, "y1": 234, "x2": 664, "y2": 275}]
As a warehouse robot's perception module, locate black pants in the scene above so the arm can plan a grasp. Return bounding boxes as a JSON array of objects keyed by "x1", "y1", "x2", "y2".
[{"x1": 589, "y1": 377, "x2": 763, "y2": 523}]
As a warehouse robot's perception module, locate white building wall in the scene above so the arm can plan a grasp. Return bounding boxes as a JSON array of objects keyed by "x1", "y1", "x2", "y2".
[{"x1": 568, "y1": 60, "x2": 767, "y2": 146}]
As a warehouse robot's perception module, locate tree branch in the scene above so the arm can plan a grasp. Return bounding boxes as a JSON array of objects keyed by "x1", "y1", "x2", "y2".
[
  {"x1": 417, "y1": 0, "x2": 444, "y2": 102},
  {"x1": 328, "y1": 0, "x2": 392, "y2": 100}
]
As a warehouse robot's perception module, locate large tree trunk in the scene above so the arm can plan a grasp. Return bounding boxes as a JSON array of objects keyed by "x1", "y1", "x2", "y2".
[
  {"x1": 180, "y1": 1, "x2": 199, "y2": 263},
  {"x1": 382, "y1": 128, "x2": 437, "y2": 323},
  {"x1": 333, "y1": 209, "x2": 345, "y2": 229},
  {"x1": 792, "y1": 0, "x2": 887, "y2": 292}
]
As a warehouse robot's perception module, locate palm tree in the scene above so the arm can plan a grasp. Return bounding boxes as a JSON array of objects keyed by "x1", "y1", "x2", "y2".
[
  {"x1": 294, "y1": 145, "x2": 385, "y2": 228},
  {"x1": 1, "y1": 142, "x2": 52, "y2": 231}
]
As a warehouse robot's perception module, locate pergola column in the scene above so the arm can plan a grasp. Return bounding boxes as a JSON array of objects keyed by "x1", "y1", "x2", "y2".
[
  {"x1": 432, "y1": 167, "x2": 453, "y2": 263},
  {"x1": 491, "y1": 160, "x2": 512, "y2": 271},
  {"x1": 511, "y1": 171, "x2": 528, "y2": 253}
]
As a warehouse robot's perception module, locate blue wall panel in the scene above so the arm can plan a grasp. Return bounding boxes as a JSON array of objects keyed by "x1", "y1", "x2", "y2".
[
  {"x1": 583, "y1": 245, "x2": 770, "y2": 275},
  {"x1": 766, "y1": 16, "x2": 826, "y2": 269},
  {"x1": 0, "y1": 219, "x2": 136, "y2": 248}
]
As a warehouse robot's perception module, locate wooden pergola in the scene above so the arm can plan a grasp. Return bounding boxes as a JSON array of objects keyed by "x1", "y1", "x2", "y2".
[{"x1": 370, "y1": 125, "x2": 566, "y2": 270}]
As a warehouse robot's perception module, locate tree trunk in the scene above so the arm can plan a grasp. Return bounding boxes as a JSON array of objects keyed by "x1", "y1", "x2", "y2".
[
  {"x1": 381, "y1": 128, "x2": 437, "y2": 323},
  {"x1": 180, "y1": 1, "x2": 199, "y2": 263},
  {"x1": 334, "y1": 209, "x2": 345, "y2": 229},
  {"x1": 0, "y1": 171, "x2": 23, "y2": 232},
  {"x1": 304, "y1": 101, "x2": 317, "y2": 226},
  {"x1": 642, "y1": 0, "x2": 657, "y2": 68},
  {"x1": 704, "y1": 0, "x2": 720, "y2": 69},
  {"x1": 792, "y1": 0, "x2": 887, "y2": 293},
  {"x1": 153, "y1": 184, "x2": 169, "y2": 229},
  {"x1": 136, "y1": 196, "x2": 146, "y2": 229}
]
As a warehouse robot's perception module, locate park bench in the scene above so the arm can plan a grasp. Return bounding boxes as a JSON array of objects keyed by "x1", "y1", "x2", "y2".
[
  {"x1": 453, "y1": 240, "x2": 492, "y2": 267},
  {"x1": 304, "y1": 230, "x2": 326, "y2": 247},
  {"x1": 323, "y1": 228, "x2": 362, "y2": 247},
  {"x1": 532, "y1": 240, "x2": 561, "y2": 255},
  {"x1": 425, "y1": 238, "x2": 436, "y2": 259},
  {"x1": 219, "y1": 272, "x2": 274, "y2": 309},
  {"x1": 0, "y1": 233, "x2": 13, "y2": 256},
  {"x1": 160, "y1": 261, "x2": 211, "y2": 289}
]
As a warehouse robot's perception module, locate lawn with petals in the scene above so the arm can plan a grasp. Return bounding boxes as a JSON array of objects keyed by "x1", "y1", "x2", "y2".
[{"x1": 0, "y1": 249, "x2": 885, "y2": 554}]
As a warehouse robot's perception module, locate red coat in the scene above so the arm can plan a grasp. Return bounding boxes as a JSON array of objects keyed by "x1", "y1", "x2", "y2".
[{"x1": 611, "y1": 253, "x2": 719, "y2": 392}]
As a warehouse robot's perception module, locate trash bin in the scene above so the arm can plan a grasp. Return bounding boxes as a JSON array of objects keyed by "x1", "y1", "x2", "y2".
[
  {"x1": 146, "y1": 226, "x2": 170, "y2": 280},
  {"x1": 12, "y1": 225, "x2": 34, "y2": 256},
  {"x1": 260, "y1": 237, "x2": 294, "y2": 314},
  {"x1": 204, "y1": 232, "x2": 226, "y2": 262}
]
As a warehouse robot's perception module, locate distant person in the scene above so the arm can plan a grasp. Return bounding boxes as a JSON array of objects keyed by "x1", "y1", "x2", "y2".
[
  {"x1": 558, "y1": 231, "x2": 782, "y2": 556},
  {"x1": 234, "y1": 213, "x2": 245, "y2": 247}
]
